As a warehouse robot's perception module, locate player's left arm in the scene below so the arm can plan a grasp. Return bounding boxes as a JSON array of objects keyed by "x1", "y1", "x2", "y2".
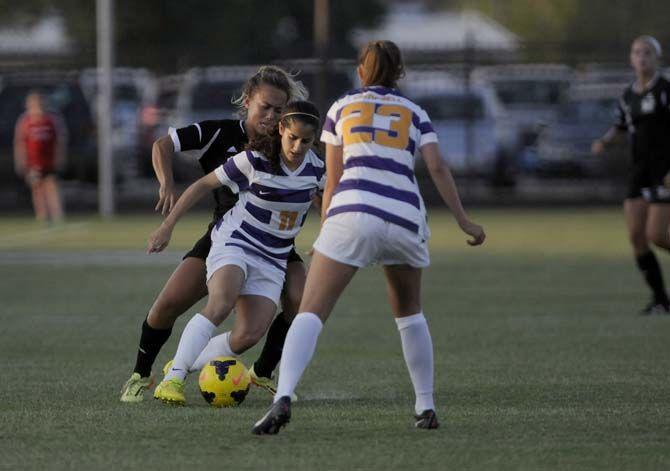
[{"x1": 147, "y1": 172, "x2": 221, "y2": 253}]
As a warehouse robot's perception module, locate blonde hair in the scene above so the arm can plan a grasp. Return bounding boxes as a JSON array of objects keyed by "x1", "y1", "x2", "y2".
[
  {"x1": 358, "y1": 40, "x2": 405, "y2": 88},
  {"x1": 633, "y1": 35, "x2": 662, "y2": 57},
  {"x1": 232, "y1": 65, "x2": 308, "y2": 117}
]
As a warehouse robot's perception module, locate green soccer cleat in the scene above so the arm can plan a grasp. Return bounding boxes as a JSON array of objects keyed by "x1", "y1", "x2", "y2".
[
  {"x1": 249, "y1": 365, "x2": 298, "y2": 402},
  {"x1": 120, "y1": 373, "x2": 154, "y2": 403},
  {"x1": 153, "y1": 378, "x2": 186, "y2": 405},
  {"x1": 162, "y1": 359, "x2": 174, "y2": 376}
]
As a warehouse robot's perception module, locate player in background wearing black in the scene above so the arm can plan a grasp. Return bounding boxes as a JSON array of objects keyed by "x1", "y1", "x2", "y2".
[
  {"x1": 593, "y1": 36, "x2": 670, "y2": 315},
  {"x1": 121, "y1": 66, "x2": 309, "y2": 402}
]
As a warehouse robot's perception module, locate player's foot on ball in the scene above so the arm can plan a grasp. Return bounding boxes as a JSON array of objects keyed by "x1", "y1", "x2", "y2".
[
  {"x1": 640, "y1": 301, "x2": 670, "y2": 315},
  {"x1": 120, "y1": 373, "x2": 154, "y2": 403},
  {"x1": 252, "y1": 396, "x2": 291, "y2": 435},
  {"x1": 414, "y1": 409, "x2": 439, "y2": 429},
  {"x1": 249, "y1": 365, "x2": 298, "y2": 402},
  {"x1": 153, "y1": 378, "x2": 186, "y2": 405}
]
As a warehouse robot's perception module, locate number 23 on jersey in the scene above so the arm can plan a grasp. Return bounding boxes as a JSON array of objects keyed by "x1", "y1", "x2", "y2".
[{"x1": 340, "y1": 102, "x2": 412, "y2": 150}]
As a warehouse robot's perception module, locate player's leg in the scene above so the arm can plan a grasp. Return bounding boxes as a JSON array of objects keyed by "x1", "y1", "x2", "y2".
[
  {"x1": 625, "y1": 198, "x2": 668, "y2": 313},
  {"x1": 643, "y1": 203, "x2": 670, "y2": 313},
  {"x1": 383, "y1": 264, "x2": 438, "y2": 429},
  {"x1": 29, "y1": 175, "x2": 48, "y2": 223},
  {"x1": 250, "y1": 258, "x2": 306, "y2": 383},
  {"x1": 191, "y1": 294, "x2": 278, "y2": 371},
  {"x1": 155, "y1": 265, "x2": 244, "y2": 404},
  {"x1": 42, "y1": 175, "x2": 64, "y2": 222},
  {"x1": 252, "y1": 251, "x2": 357, "y2": 434}
]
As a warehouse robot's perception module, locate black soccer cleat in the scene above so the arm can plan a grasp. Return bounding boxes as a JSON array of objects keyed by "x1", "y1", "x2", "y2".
[
  {"x1": 252, "y1": 396, "x2": 291, "y2": 435},
  {"x1": 640, "y1": 301, "x2": 670, "y2": 316},
  {"x1": 414, "y1": 409, "x2": 439, "y2": 429}
]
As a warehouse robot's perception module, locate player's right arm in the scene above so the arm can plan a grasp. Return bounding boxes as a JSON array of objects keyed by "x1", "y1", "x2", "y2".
[{"x1": 152, "y1": 135, "x2": 177, "y2": 215}]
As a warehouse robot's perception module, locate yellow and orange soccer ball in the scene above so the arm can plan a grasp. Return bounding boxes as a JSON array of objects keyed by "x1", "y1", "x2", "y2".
[{"x1": 198, "y1": 356, "x2": 251, "y2": 407}]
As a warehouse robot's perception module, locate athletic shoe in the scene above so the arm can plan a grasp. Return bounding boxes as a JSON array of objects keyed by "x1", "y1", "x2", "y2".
[
  {"x1": 640, "y1": 301, "x2": 670, "y2": 315},
  {"x1": 249, "y1": 365, "x2": 298, "y2": 402},
  {"x1": 162, "y1": 359, "x2": 174, "y2": 376},
  {"x1": 120, "y1": 373, "x2": 154, "y2": 403},
  {"x1": 153, "y1": 378, "x2": 186, "y2": 405},
  {"x1": 414, "y1": 409, "x2": 439, "y2": 429},
  {"x1": 251, "y1": 396, "x2": 291, "y2": 435}
]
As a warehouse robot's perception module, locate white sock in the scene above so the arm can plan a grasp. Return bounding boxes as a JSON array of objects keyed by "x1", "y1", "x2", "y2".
[
  {"x1": 191, "y1": 331, "x2": 235, "y2": 371},
  {"x1": 274, "y1": 312, "x2": 323, "y2": 402},
  {"x1": 164, "y1": 313, "x2": 215, "y2": 382},
  {"x1": 396, "y1": 313, "x2": 435, "y2": 415}
]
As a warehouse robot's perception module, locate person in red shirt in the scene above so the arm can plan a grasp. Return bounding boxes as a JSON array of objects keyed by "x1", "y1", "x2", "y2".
[{"x1": 13, "y1": 91, "x2": 67, "y2": 223}]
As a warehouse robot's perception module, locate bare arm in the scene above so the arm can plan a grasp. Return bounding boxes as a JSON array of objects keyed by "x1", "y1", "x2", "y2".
[
  {"x1": 152, "y1": 135, "x2": 178, "y2": 215},
  {"x1": 147, "y1": 172, "x2": 221, "y2": 253},
  {"x1": 322, "y1": 144, "x2": 344, "y2": 223},
  {"x1": 592, "y1": 126, "x2": 626, "y2": 155},
  {"x1": 54, "y1": 116, "x2": 68, "y2": 172},
  {"x1": 421, "y1": 143, "x2": 485, "y2": 246}
]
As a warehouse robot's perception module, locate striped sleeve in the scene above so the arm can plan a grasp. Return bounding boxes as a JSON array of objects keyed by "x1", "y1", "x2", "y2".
[
  {"x1": 320, "y1": 101, "x2": 342, "y2": 146},
  {"x1": 214, "y1": 151, "x2": 252, "y2": 193},
  {"x1": 416, "y1": 107, "x2": 438, "y2": 147}
]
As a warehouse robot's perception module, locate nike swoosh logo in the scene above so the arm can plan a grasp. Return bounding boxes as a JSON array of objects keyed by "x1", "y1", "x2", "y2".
[
  {"x1": 232, "y1": 372, "x2": 244, "y2": 385},
  {"x1": 259, "y1": 191, "x2": 272, "y2": 195},
  {"x1": 139, "y1": 348, "x2": 147, "y2": 354}
]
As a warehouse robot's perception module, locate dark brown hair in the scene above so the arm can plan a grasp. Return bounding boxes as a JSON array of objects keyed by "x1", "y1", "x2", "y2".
[
  {"x1": 232, "y1": 65, "x2": 308, "y2": 117},
  {"x1": 247, "y1": 101, "x2": 321, "y2": 172},
  {"x1": 358, "y1": 40, "x2": 405, "y2": 88}
]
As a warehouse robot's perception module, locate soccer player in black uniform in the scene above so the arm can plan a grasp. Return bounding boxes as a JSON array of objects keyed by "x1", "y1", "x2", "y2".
[
  {"x1": 593, "y1": 36, "x2": 670, "y2": 315},
  {"x1": 121, "y1": 66, "x2": 309, "y2": 402}
]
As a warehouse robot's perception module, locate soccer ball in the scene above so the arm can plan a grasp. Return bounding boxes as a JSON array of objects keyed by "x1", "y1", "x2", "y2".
[{"x1": 198, "y1": 356, "x2": 251, "y2": 407}]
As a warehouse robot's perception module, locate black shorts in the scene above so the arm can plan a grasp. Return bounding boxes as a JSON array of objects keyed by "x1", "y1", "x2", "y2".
[
  {"x1": 627, "y1": 161, "x2": 670, "y2": 203},
  {"x1": 183, "y1": 222, "x2": 304, "y2": 264}
]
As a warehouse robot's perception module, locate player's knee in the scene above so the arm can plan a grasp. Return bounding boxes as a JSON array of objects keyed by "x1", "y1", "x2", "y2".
[
  {"x1": 149, "y1": 296, "x2": 183, "y2": 324},
  {"x1": 230, "y1": 329, "x2": 263, "y2": 353},
  {"x1": 202, "y1": 298, "x2": 234, "y2": 325},
  {"x1": 647, "y1": 230, "x2": 670, "y2": 250},
  {"x1": 629, "y1": 229, "x2": 648, "y2": 251}
]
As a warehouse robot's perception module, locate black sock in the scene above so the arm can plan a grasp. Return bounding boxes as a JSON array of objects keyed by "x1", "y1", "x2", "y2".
[
  {"x1": 253, "y1": 312, "x2": 291, "y2": 379},
  {"x1": 636, "y1": 251, "x2": 669, "y2": 305},
  {"x1": 133, "y1": 319, "x2": 172, "y2": 378}
]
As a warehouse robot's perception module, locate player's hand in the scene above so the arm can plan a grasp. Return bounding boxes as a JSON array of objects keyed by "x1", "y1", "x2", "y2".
[
  {"x1": 591, "y1": 139, "x2": 605, "y2": 156},
  {"x1": 155, "y1": 184, "x2": 176, "y2": 215},
  {"x1": 459, "y1": 219, "x2": 486, "y2": 246},
  {"x1": 147, "y1": 224, "x2": 172, "y2": 254}
]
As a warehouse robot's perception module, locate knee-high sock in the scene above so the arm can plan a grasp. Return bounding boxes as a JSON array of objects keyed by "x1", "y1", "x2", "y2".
[
  {"x1": 164, "y1": 313, "x2": 215, "y2": 382},
  {"x1": 636, "y1": 251, "x2": 669, "y2": 304},
  {"x1": 396, "y1": 313, "x2": 435, "y2": 415},
  {"x1": 274, "y1": 312, "x2": 323, "y2": 402},
  {"x1": 191, "y1": 331, "x2": 235, "y2": 372},
  {"x1": 133, "y1": 319, "x2": 172, "y2": 378}
]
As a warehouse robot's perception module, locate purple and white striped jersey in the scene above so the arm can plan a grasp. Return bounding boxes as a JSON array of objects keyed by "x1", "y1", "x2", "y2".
[
  {"x1": 321, "y1": 86, "x2": 438, "y2": 237},
  {"x1": 211, "y1": 149, "x2": 325, "y2": 271}
]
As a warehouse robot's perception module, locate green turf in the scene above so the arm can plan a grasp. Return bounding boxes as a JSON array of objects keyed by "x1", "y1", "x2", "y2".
[{"x1": 1, "y1": 209, "x2": 669, "y2": 470}]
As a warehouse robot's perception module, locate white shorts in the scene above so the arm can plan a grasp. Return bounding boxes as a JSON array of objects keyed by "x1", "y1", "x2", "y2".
[
  {"x1": 206, "y1": 244, "x2": 285, "y2": 305},
  {"x1": 313, "y1": 212, "x2": 430, "y2": 268}
]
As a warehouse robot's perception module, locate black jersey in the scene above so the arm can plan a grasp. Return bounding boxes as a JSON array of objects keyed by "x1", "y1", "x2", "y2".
[
  {"x1": 616, "y1": 75, "x2": 670, "y2": 166},
  {"x1": 169, "y1": 119, "x2": 248, "y2": 220}
]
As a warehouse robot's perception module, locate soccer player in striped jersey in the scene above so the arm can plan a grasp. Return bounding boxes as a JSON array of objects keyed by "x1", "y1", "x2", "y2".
[
  {"x1": 253, "y1": 41, "x2": 485, "y2": 434},
  {"x1": 148, "y1": 101, "x2": 325, "y2": 405},
  {"x1": 120, "y1": 67, "x2": 310, "y2": 402}
]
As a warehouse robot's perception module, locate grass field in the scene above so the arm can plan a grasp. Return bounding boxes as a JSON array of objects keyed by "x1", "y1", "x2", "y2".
[{"x1": 1, "y1": 208, "x2": 670, "y2": 470}]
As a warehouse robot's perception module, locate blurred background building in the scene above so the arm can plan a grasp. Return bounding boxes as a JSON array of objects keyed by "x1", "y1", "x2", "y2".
[{"x1": 1, "y1": 0, "x2": 669, "y2": 213}]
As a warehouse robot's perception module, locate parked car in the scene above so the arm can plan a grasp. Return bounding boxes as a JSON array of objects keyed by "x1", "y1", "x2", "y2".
[
  {"x1": 471, "y1": 64, "x2": 573, "y2": 171},
  {"x1": 0, "y1": 71, "x2": 96, "y2": 184},
  {"x1": 531, "y1": 82, "x2": 629, "y2": 178},
  {"x1": 401, "y1": 70, "x2": 506, "y2": 181}
]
